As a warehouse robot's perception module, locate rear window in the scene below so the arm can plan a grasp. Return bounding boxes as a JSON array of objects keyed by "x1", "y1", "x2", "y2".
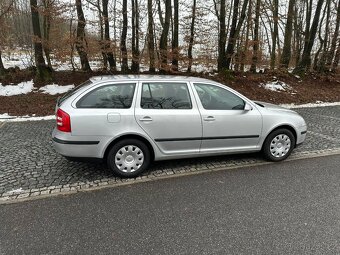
[
  {"x1": 58, "y1": 80, "x2": 93, "y2": 106},
  {"x1": 76, "y1": 83, "x2": 136, "y2": 109}
]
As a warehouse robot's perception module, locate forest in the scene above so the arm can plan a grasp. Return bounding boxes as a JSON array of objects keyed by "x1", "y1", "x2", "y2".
[{"x1": 0, "y1": 0, "x2": 338, "y2": 81}]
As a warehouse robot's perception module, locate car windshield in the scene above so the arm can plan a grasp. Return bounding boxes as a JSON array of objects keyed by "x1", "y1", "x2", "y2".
[{"x1": 58, "y1": 80, "x2": 93, "y2": 106}]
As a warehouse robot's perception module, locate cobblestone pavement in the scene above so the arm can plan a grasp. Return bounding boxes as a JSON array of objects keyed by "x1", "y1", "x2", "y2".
[{"x1": 1, "y1": 106, "x2": 340, "y2": 202}]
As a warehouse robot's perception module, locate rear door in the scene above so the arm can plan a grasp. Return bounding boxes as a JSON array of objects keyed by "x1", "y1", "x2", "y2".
[{"x1": 134, "y1": 81, "x2": 202, "y2": 155}]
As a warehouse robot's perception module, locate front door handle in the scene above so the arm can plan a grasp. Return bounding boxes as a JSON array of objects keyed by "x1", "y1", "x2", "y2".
[
  {"x1": 203, "y1": 116, "x2": 215, "y2": 121},
  {"x1": 139, "y1": 116, "x2": 153, "y2": 122}
]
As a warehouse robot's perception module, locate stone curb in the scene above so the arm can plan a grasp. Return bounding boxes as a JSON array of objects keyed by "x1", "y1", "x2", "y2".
[{"x1": 1, "y1": 148, "x2": 340, "y2": 205}]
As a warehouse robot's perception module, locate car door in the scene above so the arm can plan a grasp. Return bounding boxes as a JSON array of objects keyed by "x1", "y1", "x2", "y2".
[
  {"x1": 134, "y1": 81, "x2": 202, "y2": 155},
  {"x1": 192, "y1": 83, "x2": 262, "y2": 153}
]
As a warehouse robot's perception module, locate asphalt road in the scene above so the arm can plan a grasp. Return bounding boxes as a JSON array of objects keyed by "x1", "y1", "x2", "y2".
[{"x1": 1, "y1": 155, "x2": 340, "y2": 255}]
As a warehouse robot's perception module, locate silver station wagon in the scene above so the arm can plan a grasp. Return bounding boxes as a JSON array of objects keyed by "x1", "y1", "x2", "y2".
[{"x1": 52, "y1": 75, "x2": 307, "y2": 177}]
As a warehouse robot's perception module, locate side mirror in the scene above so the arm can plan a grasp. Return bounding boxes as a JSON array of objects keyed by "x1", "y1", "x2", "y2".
[{"x1": 244, "y1": 103, "x2": 253, "y2": 111}]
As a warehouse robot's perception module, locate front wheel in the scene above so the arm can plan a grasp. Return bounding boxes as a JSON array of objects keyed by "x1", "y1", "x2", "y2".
[
  {"x1": 107, "y1": 139, "x2": 151, "y2": 178},
  {"x1": 262, "y1": 129, "x2": 296, "y2": 162}
]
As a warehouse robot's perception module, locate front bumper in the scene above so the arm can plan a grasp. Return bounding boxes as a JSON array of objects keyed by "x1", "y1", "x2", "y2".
[{"x1": 296, "y1": 125, "x2": 307, "y2": 146}]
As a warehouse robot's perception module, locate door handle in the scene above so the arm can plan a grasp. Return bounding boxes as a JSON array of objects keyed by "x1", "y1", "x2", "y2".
[
  {"x1": 139, "y1": 116, "x2": 153, "y2": 122},
  {"x1": 203, "y1": 116, "x2": 215, "y2": 121}
]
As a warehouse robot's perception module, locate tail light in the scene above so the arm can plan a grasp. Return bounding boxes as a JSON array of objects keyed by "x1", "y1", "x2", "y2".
[{"x1": 56, "y1": 108, "x2": 71, "y2": 132}]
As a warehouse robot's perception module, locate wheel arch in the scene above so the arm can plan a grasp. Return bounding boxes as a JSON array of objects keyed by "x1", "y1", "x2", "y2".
[
  {"x1": 103, "y1": 134, "x2": 155, "y2": 162},
  {"x1": 262, "y1": 124, "x2": 298, "y2": 150}
]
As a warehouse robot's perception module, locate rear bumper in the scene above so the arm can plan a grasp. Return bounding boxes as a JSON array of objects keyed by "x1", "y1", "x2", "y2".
[{"x1": 52, "y1": 128, "x2": 104, "y2": 158}]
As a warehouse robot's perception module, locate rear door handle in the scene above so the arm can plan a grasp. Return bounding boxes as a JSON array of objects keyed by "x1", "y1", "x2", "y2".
[
  {"x1": 139, "y1": 116, "x2": 153, "y2": 122},
  {"x1": 203, "y1": 116, "x2": 215, "y2": 121}
]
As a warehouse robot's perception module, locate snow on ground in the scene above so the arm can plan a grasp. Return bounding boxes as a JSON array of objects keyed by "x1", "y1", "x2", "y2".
[
  {"x1": 280, "y1": 102, "x2": 340, "y2": 109},
  {"x1": 0, "y1": 80, "x2": 35, "y2": 96},
  {"x1": 0, "y1": 81, "x2": 74, "y2": 96},
  {"x1": 39, "y1": 84, "x2": 74, "y2": 95},
  {"x1": 0, "y1": 113, "x2": 55, "y2": 121},
  {"x1": 260, "y1": 80, "x2": 293, "y2": 92}
]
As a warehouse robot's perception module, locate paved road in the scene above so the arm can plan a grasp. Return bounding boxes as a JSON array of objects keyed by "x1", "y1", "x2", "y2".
[
  {"x1": 1, "y1": 155, "x2": 340, "y2": 254},
  {"x1": 0, "y1": 106, "x2": 340, "y2": 201}
]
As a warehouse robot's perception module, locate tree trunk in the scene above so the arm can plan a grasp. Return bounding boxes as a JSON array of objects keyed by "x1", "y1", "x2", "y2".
[
  {"x1": 280, "y1": 0, "x2": 295, "y2": 69},
  {"x1": 294, "y1": 0, "x2": 325, "y2": 74},
  {"x1": 326, "y1": 0, "x2": 340, "y2": 70},
  {"x1": 121, "y1": 0, "x2": 128, "y2": 72},
  {"x1": 316, "y1": 0, "x2": 330, "y2": 72},
  {"x1": 240, "y1": 0, "x2": 252, "y2": 72},
  {"x1": 270, "y1": 0, "x2": 278, "y2": 69},
  {"x1": 75, "y1": 0, "x2": 91, "y2": 72},
  {"x1": 0, "y1": 50, "x2": 5, "y2": 74},
  {"x1": 217, "y1": 0, "x2": 226, "y2": 72},
  {"x1": 171, "y1": 0, "x2": 179, "y2": 72},
  {"x1": 250, "y1": 0, "x2": 261, "y2": 72},
  {"x1": 102, "y1": 0, "x2": 116, "y2": 71},
  {"x1": 187, "y1": 0, "x2": 196, "y2": 73},
  {"x1": 30, "y1": 0, "x2": 52, "y2": 81},
  {"x1": 225, "y1": 0, "x2": 249, "y2": 70},
  {"x1": 147, "y1": 0, "x2": 155, "y2": 72},
  {"x1": 131, "y1": 0, "x2": 140, "y2": 72},
  {"x1": 332, "y1": 39, "x2": 340, "y2": 71},
  {"x1": 42, "y1": 0, "x2": 52, "y2": 70},
  {"x1": 159, "y1": 0, "x2": 171, "y2": 73}
]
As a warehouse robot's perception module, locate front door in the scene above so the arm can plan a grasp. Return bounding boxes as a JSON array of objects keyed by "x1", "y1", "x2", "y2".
[
  {"x1": 193, "y1": 83, "x2": 262, "y2": 153},
  {"x1": 135, "y1": 82, "x2": 202, "y2": 155}
]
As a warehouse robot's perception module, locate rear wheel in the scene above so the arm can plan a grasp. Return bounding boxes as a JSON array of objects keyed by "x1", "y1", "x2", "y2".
[
  {"x1": 263, "y1": 129, "x2": 295, "y2": 161},
  {"x1": 107, "y1": 139, "x2": 150, "y2": 177}
]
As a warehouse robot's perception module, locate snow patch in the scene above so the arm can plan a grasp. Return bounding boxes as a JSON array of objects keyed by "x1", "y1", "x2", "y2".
[
  {"x1": 0, "y1": 80, "x2": 35, "y2": 96},
  {"x1": 280, "y1": 102, "x2": 340, "y2": 109},
  {"x1": 39, "y1": 84, "x2": 75, "y2": 95},
  {"x1": 0, "y1": 113, "x2": 55, "y2": 122},
  {"x1": 260, "y1": 80, "x2": 293, "y2": 92}
]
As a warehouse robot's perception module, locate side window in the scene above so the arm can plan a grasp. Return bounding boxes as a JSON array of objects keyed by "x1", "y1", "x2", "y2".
[
  {"x1": 76, "y1": 83, "x2": 135, "y2": 108},
  {"x1": 194, "y1": 83, "x2": 245, "y2": 110},
  {"x1": 141, "y1": 83, "x2": 192, "y2": 109}
]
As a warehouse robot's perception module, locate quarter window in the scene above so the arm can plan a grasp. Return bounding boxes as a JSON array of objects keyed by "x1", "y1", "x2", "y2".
[
  {"x1": 141, "y1": 83, "x2": 192, "y2": 109},
  {"x1": 76, "y1": 83, "x2": 135, "y2": 108},
  {"x1": 194, "y1": 83, "x2": 245, "y2": 110}
]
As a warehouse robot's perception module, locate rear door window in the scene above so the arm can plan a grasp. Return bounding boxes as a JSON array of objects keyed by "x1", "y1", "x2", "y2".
[
  {"x1": 76, "y1": 83, "x2": 136, "y2": 108},
  {"x1": 141, "y1": 83, "x2": 192, "y2": 109}
]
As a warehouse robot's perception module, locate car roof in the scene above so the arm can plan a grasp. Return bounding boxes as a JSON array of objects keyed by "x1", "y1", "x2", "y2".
[{"x1": 89, "y1": 75, "x2": 219, "y2": 84}]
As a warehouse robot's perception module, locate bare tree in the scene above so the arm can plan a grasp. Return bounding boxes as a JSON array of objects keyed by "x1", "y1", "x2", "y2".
[
  {"x1": 250, "y1": 0, "x2": 261, "y2": 72},
  {"x1": 30, "y1": 0, "x2": 52, "y2": 80},
  {"x1": 147, "y1": 0, "x2": 155, "y2": 72},
  {"x1": 102, "y1": 0, "x2": 116, "y2": 71},
  {"x1": 280, "y1": 0, "x2": 295, "y2": 69},
  {"x1": 216, "y1": 0, "x2": 226, "y2": 72},
  {"x1": 187, "y1": 0, "x2": 196, "y2": 73},
  {"x1": 159, "y1": 0, "x2": 171, "y2": 73},
  {"x1": 270, "y1": 0, "x2": 279, "y2": 69},
  {"x1": 326, "y1": 0, "x2": 340, "y2": 71},
  {"x1": 75, "y1": 0, "x2": 91, "y2": 72},
  {"x1": 131, "y1": 0, "x2": 140, "y2": 72},
  {"x1": 171, "y1": 0, "x2": 179, "y2": 71},
  {"x1": 225, "y1": 0, "x2": 249, "y2": 70},
  {"x1": 294, "y1": 0, "x2": 325, "y2": 74},
  {"x1": 121, "y1": 0, "x2": 128, "y2": 72}
]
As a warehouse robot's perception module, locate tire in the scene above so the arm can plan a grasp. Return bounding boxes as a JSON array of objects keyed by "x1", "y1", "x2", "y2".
[
  {"x1": 262, "y1": 128, "x2": 296, "y2": 162},
  {"x1": 107, "y1": 139, "x2": 151, "y2": 177}
]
